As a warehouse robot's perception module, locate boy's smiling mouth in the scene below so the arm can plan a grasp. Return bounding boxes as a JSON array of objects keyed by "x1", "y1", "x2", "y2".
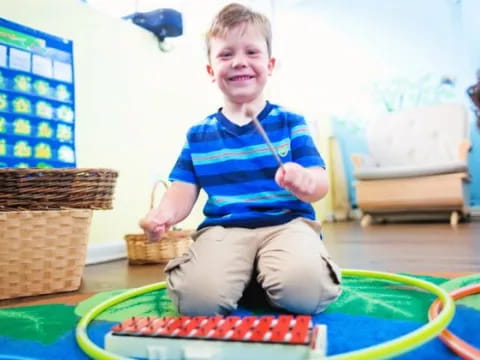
[{"x1": 228, "y1": 75, "x2": 255, "y2": 81}]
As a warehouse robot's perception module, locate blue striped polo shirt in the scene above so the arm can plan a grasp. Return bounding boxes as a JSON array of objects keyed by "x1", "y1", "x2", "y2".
[{"x1": 169, "y1": 101, "x2": 325, "y2": 230}]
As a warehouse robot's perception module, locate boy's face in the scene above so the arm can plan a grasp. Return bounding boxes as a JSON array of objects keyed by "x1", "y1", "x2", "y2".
[{"x1": 207, "y1": 23, "x2": 275, "y2": 104}]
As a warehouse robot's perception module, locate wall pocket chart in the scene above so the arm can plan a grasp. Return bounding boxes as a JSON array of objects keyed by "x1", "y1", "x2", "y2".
[{"x1": 0, "y1": 17, "x2": 75, "y2": 168}]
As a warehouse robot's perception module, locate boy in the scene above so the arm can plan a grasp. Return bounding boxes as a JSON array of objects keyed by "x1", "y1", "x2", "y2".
[{"x1": 140, "y1": 3, "x2": 341, "y2": 315}]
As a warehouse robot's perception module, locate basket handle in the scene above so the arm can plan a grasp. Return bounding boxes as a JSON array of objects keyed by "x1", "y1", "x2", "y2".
[
  {"x1": 150, "y1": 179, "x2": 169, "y2": 210},
  {"x1": 149, "y1": 179, "x2": 181, "y2": 232}
]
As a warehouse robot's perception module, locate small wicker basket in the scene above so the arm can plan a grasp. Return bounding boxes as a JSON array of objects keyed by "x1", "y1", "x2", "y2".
[
  {"x1": 125, "y1": 180, "x2": 194, "y2": 265},
  {"x1": 0, "y1": 209, "x2": 92, "y2": 300},
  {"x1": 0, "y1": 168, "x2": 118, "y2": 210}
]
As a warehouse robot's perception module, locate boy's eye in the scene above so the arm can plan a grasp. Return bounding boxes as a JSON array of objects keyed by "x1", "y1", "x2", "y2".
[
  {"x1": 219, "y1": 52, "x2": 232, "y2": 58},
  {"x1": 247, "y1": 49, "x2": 259, "y2": 55}
]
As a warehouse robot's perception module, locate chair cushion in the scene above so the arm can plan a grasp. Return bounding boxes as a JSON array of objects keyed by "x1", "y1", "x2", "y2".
[
  {"x1": 354, "y1": 161, "x2": 468, "y2": 180},
  {"x1": 366, "y1": 103, "x2": 468, "y2": 167}
]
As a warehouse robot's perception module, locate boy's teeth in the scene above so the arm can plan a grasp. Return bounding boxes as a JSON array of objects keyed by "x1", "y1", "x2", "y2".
[{"x1": 232, "y1": 75, "x2": 251, "y2": 80}]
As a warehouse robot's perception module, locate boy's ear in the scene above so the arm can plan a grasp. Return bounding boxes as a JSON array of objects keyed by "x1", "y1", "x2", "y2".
[
  {"x1": 268, "y1": 57, "x2": 276, "y2": 75},
  {"x1": 206, "y1": 64, "x2": 215, "y2": 82}
]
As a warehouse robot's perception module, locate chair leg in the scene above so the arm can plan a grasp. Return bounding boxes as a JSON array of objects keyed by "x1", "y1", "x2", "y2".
[
  {"x1": 450, "y1": 211, "x2": 459, "y2": 226},
  {"x1": 361, "y1": 214, "x2": 372, "y2": 227}
]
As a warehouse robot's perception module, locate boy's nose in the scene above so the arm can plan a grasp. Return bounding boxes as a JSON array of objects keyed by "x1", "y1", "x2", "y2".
[{"x1": 231, "y1": 55, "x2": 247, "y2": 68}]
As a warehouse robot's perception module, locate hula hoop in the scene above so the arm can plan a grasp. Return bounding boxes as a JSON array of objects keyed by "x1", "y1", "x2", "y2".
[
  {"x1": 76, "y1": 269, "x2": 455, "y2": 360},
  {"x1": 428, "y1": 283, "x2": 480, "y2": 360}
]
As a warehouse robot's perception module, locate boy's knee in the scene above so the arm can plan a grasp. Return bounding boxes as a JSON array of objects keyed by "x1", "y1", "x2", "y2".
[
  {"x1": 310, "y1": 281, "x2": 342, "y2": 313},
  {"x1": 167, "y1": 270, "x2": 238, "y2": 316},
  {"x1": 170, "y1": 288, "x2": 233, "y2": 316},
  {"x1": 264, "y1": 262, "x2": 341, "y2": 314}
]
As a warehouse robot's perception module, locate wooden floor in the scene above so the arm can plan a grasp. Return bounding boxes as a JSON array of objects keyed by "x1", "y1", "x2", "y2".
[
  {"x1": 2, "y1": 220, "x2": 480, "y2": 307},
  {"x1": 320, "y1": 219, "x2": 480, "y2": 277}
]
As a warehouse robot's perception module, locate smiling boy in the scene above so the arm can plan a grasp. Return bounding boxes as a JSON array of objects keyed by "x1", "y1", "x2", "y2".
[{"x1": 140, "y1": 3, "x2": 341, "y2": 316}]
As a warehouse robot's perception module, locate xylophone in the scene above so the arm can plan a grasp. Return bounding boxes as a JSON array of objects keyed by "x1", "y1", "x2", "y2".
[{"x1": 105, "y1": 315, "x2": 327, "y2": 360}]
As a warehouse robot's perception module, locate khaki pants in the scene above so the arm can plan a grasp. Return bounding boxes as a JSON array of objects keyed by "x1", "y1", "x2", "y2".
[{"x1": 164, "y1": 218, "x2": 342, "y2": 316}]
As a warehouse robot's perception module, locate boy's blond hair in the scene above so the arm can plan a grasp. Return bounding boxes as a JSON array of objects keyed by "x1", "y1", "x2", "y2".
[{"x1": 206, "y1": 3, "x2": 272, "y2": 59}]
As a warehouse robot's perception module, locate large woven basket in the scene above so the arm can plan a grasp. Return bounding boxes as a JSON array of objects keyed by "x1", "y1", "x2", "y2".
[
  {"x1": 0, "y1": 168, "x2": 118, "y2": 210},
  {"x1": 0, "y1": 209, "x2": 92, "y2": 300},
  {"x1": 125, "y1": 180, "x2": 193, "y2": 265}
]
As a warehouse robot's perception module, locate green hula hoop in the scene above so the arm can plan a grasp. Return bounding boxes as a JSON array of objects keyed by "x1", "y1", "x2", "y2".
[{"x1": 76, "y1": 269, "x2": 455, "y2": 360}]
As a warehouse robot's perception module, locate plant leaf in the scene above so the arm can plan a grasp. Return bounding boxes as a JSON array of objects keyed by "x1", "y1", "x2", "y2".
[
  {"x1": 0, "y1": 304, "x2": 77, "y2": 344},
  {"x1": 440, "y1": 273, "x2": 480, "y2": 311},
  {"x1": 75, "y1": 288, "x2": 178, "y2": 322},
  {"x1": 325, "y1": 276, "x2": 441, "y2": 322}
]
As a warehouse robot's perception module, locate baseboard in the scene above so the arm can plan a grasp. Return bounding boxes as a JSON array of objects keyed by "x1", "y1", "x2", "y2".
[
  {"x1": 86, "y1": 242, "x2": 127, "y2": 265},
  {"x1": 349, "y1": 208, "x2": 362, "y2": 220},
  {"x1": 470, "y1": 206, "x2": 480, "y2": 219},
  {"x1": 321, "y1": 209, "x2": 360, "y2": 223}
]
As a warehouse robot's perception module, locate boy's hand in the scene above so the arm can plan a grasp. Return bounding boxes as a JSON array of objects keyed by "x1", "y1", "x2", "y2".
[
  {"x1": 275, "y1": 162, "x2": 316, "y2": 199},
  {"x1": 138, "y1": 181, "x2": 200, "y2": 243},
  {"x1": 139, "y1": 209, "x2": 172, "y2": 242}
]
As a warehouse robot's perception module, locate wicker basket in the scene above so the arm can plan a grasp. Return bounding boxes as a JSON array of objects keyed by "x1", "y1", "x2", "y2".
[
  {"x1": 0, "y1": 209, "x2": 92, "y2": 300},
  {"x1": 125, "y1": 180, "x2": 194, "y2": 264},
  {"x1": 0, "y1": 168, "x2": 118, "y2": 210}
]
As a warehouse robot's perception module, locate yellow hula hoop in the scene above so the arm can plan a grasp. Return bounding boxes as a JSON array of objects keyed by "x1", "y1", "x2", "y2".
[{"x1": 76, "y1": 269, "x2": 455, "y2": 360}]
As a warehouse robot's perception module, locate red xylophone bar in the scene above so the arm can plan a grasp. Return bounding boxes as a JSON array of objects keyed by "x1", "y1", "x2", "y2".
[
  {"x1": 289, "y1": 315, "x2": 311, "y2": 344},
  {"x1": 248, "y1": 315, "x2": 275, "y2": 341},
  {"x1": 209, "y1": 316, "x2": 240, "y2": 339},
  {"x1": 270, "y1": 315, "x2": 294, "y2": 342}
]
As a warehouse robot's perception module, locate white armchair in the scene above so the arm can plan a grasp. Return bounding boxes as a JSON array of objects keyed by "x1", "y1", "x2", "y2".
[{"x1": 351, "y1": 103, "x2": 471, "y2": 226}]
